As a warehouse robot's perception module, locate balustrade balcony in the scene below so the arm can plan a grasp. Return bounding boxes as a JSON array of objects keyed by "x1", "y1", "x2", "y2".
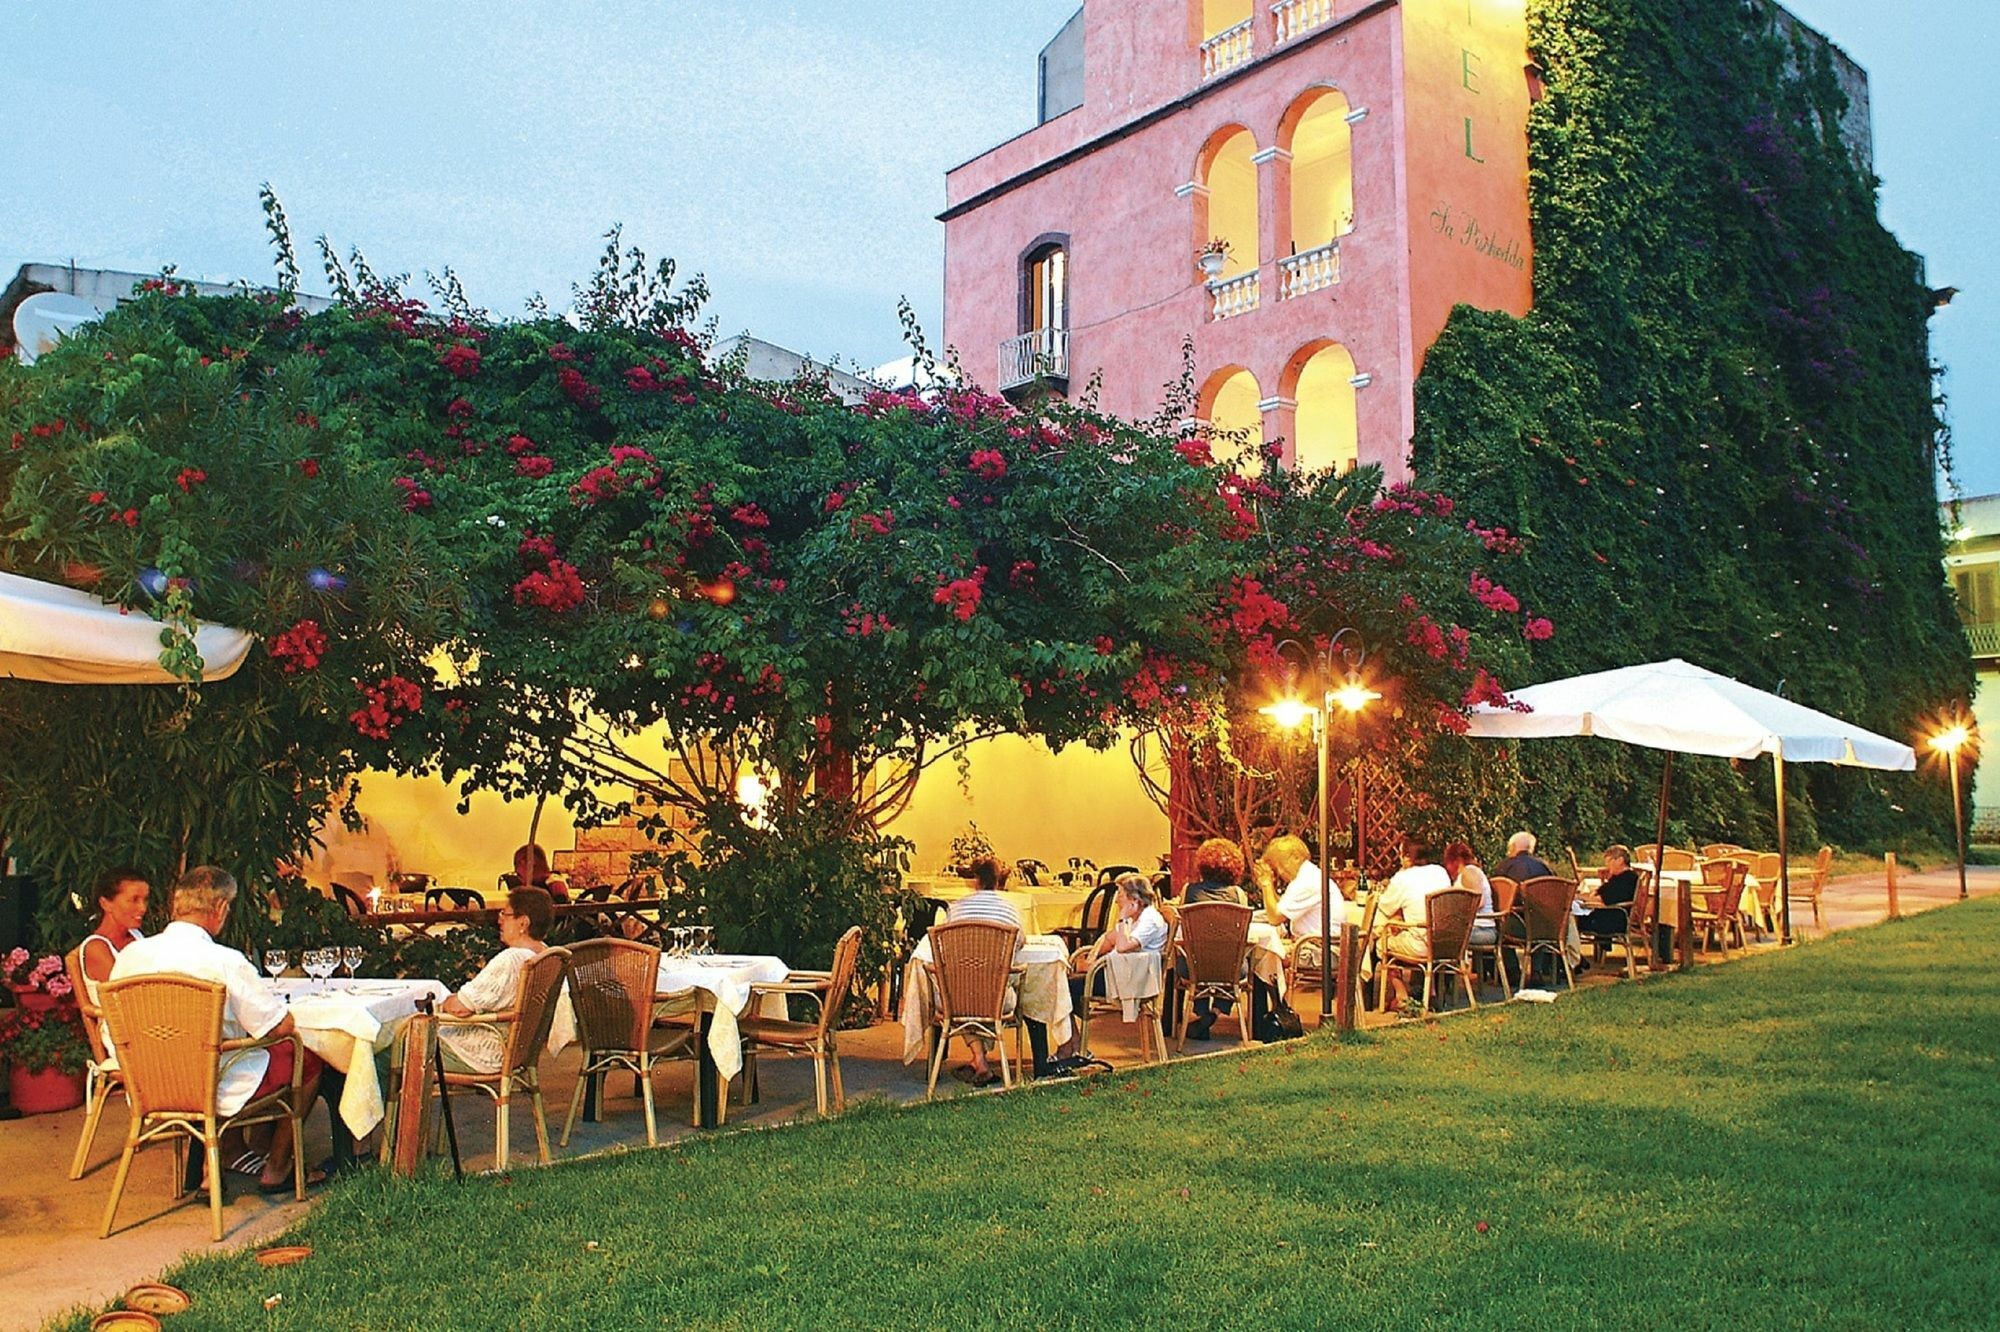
[
  {"x1": 999, "y1": 327, "x2": 1069, "y2": 391},
  {"x1": 1272, "y1": 0, "x2": 1337, "y2": 44},
  {"x1": 1200, "y1": 19, "x2": 1255, "y2": 80},
  {"x1": 1206, "y1": 270, "x2": 1261, "y2": 321},
  {"x1": 1278, "y1": 240, "x2": 1340, "y2": 299}
]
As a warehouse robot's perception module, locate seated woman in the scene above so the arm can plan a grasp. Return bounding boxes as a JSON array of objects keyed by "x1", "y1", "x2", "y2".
[
  {"x1": 79, "y1": 866, "x2": 150, "y2": 989},
  {"x1": 1179, "y1": 837, "x2": 1248, "y2": 1038},
  {"x1": 508, "y1": 843, "x2": 569, "y2": 904},
  {"x1": 1052, "y1": 873, "x2": 1169, "y2": 1062},
  {"x1": 1375, "y1": 836, "x2": 1452, "y2": 1010},
  {"x1": 1578, "y1": 844, "x2": 1640, "y2": 941},
  {"x1": 438, "y1": 888, "x2": 554, "y2": 1073},
  {"x1": 943, "y1": 855, "x2": 1024, "y2": 1086},
  {"x1": 1442, "y1": 842, "x2": 1497, "y2": 948}
]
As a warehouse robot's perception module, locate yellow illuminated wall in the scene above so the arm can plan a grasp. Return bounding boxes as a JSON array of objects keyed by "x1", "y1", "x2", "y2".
[
  {"x1": 1202, "y1": 128, "x2": 1260, "y2": 278},
  {"x1": 1293, "y1": 344, "x2": 1359, "y2": 474},
  {"x1": 1203, "y1": 367, "x2": 1264, "y2": 469},
  {"x1": 1201, "y1": 0, "x2": 1252, "y2": 40},
  {"x1": 1289, "y1": 91, "x2": 1355, "y2": 251}
]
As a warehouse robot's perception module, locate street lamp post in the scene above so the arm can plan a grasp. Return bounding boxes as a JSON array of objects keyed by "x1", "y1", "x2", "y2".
[
  {"x1": 1932, "y1": 725, "x2": 1970, "y2": 901},
  {"x1": 1261, "y1": 630, "x2": 1379, "y2": 1031}
]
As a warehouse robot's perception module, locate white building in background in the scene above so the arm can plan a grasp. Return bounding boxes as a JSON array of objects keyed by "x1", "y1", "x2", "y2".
[
  {"x1": 1943, "y1": 494, "x2": 2000, "y2": 832},
  {"x1": 3, "y1": 262, "x2": 333, "y2": 361}
]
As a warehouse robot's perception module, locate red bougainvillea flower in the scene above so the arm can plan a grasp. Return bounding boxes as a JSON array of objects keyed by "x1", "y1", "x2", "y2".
[
  {"x1": 932, "y1": 566, "x2": 987, "y2": 622},
  {"x1": 1469, "y1": 573, "x2": 1520, "y2": 615},
  {"x1": 512, "y1": 559, "x2": 587, "y2": 613},
  {"x1": 1523, "y1": 616, "x2": 1554, "y2": 641},
  {"x1": 557, "y1": 366, "x2": 600, "y2": 409},
  {"x1": 968, "y1": 448, "x2": 1008, "y2": 481},
  {"x1": 624, "y1": 365, "x2": 662, "y2": 394},
  {"x1": 268, "y1": 618, "x2": 329, "y2": 674},
  {"x1": 517, "y1": 532, "x2": 558, "y2": 567},
  {"x1": 349, "y1": 673, "x2": 425, "y2": 739},
  {"x1": 393, "y1": 477, "x2": 433, "y2": 512},
  {"x1": 438, "y1": 344, "x2": 482, "y2": 379},
  {"x1": 515, "y1": 455, "x2": 554, "y2": 479},
  {"x1": 299, "y1": 458, "x2": 320, "y2": 478},
  {"x1": 175, "y1": 467, "x2": 207, "y2": 493}
]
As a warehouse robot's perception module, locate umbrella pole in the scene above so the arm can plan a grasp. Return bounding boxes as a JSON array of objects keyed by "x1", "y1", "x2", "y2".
[
  {"x1": 1653, "y1": 752, "x2": 1678, "y2": 972},
  {"x1": 1775, "y1": 746, "x2": 1792, "y2": 946}
]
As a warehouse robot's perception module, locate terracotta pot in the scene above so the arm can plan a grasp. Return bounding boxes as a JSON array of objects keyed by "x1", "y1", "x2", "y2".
[
  {"x1": 9, "y1": 1063, "x2": 85, "y2": 1114},
  {"x1": 9, "y1": 990, "x2": 60, "y2": 1015}
]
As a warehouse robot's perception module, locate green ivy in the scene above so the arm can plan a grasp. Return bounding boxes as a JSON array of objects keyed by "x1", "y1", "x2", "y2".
[{"x1": 1411, "y1": 0, "x2": 1971, "y2": 855}]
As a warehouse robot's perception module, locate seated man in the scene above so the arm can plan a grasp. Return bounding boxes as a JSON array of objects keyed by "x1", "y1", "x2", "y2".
[
  {"x1": 111, "y1": 865, "x2": 325, "y2": 1193},
  {"x1": 1374, "y1": 836, "x2": 1453, "y2": 1011},
  {"x1": 439, "y1": 887, "x2": 555, "y2": 1073},
  {"x1": 942, "y1": 856, "x2": 1024, "y2": 1086},
  {"x1": 1578, "y1": 844, "x2": 1641, "y2": 942},
  {"x1": 1492, "y1": 830, "x2": 1555, "y2": 884},
  {"x1": 1255, "y1": 833, "x2": 1341, "y2": 942}
]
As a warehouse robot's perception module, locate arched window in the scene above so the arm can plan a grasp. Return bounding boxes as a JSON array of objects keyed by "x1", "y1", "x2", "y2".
[
  {"x1": 1023, "y1": 240, "x2": 1068, "y2": 336},
  {"x1": 1198, "y1": 365, "x2": 1264, "y2": 471},
  {"x1": 1197, "y1": 126, "x2": 1260, "y2": 278},
  {"x1": 1282, "y1": 341, "x2": 1358, "y2": 475},
  {"x1": 1280, "y1": 87, "x2": 1355, "y2": 253},
  {"x1": 1002, "y1": 236, "x2": 1070, "y2": 392}
]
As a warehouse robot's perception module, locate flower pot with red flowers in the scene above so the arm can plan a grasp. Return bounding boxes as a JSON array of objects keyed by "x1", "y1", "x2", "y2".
[{"x1": 1, "y1": 950, "x2": 89, "y2": 1113}]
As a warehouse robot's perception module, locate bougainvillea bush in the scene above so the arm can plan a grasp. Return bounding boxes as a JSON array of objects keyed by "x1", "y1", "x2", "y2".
[{"x1": 0, "y1": 209, "x2": 1533, "y2": 965}]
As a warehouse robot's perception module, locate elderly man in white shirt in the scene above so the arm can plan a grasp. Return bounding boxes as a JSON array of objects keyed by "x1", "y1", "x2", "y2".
[
  {"x1": 1373, "y1": 836, "x2": 1454, "y2": 1011},
  {"x1": 1255, "y1": 834, "x2": 1343, "y2": 942},
  {"x1": 110, "y1": 865, "x2": 323, "y2": 1192},
  {"x1": 939, "y1": 857, "x2": 1025, "y2": 1086}
]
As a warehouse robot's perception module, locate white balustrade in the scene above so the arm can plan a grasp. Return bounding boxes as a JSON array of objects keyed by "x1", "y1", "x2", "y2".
[
  {"x1": 1200, "y1": 18, "x2": 1255, "y2": 80},
  {"x1": 1207, "y1": 270, "x2": 1261, "y2": 321},
  {"x1": 998, "y1": 327, "x2": 1069, "y2": 391},
  {"x1": 1278, "y1": 240, "x2": 1341, "y2": 299},
  {"x1": 1273, "y1": 0, "x2": 1336, "y2": 44}
]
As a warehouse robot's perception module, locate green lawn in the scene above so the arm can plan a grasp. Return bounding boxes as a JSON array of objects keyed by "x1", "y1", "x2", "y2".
[{"x1": 53, "y1": 902, "x2": 2000, "y2": 1330}]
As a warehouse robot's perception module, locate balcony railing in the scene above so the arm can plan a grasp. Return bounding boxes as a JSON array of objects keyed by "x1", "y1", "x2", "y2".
[
  {"x1": 1278, "y1": 240, "x2": 1340, "y2": 299},
  {"x1": 1272, "y1": 0, "x2": 1336, "y2": 44},
  {"x1": 998, "y1": 327, "x2": 1069, "y2": 391},
  {"x1": 1200, "y1": 18, "x2": 1255, "y2": 80},
  {"x1": 1207, "y1": 270, "x2": 1261, "y2": 321},
  {"x1": 1967, "y1": 621, "x2": 2000, "y2": 658}
]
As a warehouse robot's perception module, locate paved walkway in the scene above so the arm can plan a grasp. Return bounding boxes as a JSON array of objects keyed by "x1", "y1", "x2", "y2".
[{"x1": 6, "y1": 861, "x2": 1994, "y2": 1331}]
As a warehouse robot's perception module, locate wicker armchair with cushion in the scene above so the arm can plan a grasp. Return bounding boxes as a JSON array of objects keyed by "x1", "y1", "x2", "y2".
[
  {"x1": 63, "y1": 947, "x2": 125, "y2": 1180},
  {"x1": 923, "y1": 920, "x2": 1026, "y2": 1099},
  {"x1": 1380, "y1": 887, "x2": 1482, "y2": 1014},
  {"x1": 558, "y1": 939, "x2": 695, "y2": 1147},
  {"x1": 427, "y1": 946, "x2": 571, "y2": 1170},
  {"x1": 1173, "y1": 900, "x2": 1254, "y2": 1050},
  {"x1": 1512, "y1": 876, "x2": 1580, "y2": 989},
  {"x1": 1072, "y1": 908, "x2": 1176, "y2": 1065},
  {"x1": 96, "y1": 975, "x2": 308, "y2": 1240},
  {"x1": 740, "y1": 925, "x2": 864, "y2": 1119},
  {"x1": 1692, "y1": 860, "x2": 1748, "y2": 955}
]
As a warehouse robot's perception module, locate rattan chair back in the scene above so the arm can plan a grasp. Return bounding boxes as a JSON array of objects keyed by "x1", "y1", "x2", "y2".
[
  {"x1": 1660, "y1": 848, "x2": 1697, "y2": 872},
  {"x1": 1422, "y1": 887, "x2": 1481, "y2": 964},
  {"x1": 1518, "y1": 876, "x2": 1578, "y2": 943},
  {"x1": 928, "y1": 920, "x2": 1016, "y2": 1023},
  {"x1": 1753, "y1": 852, "x2": 1781, "y2": 884},
  {"x1": 1702, "y1": 860, "x2": 1747, "y2": 918},
  {"x1": 1177, "y1": 901, "x2": 1253, "y2": 985},
  {"x1": 1629, "y1": 869, "x2": 1656, "y2": 929},
  {"x1": 64, "y1": 947, "x2": 113, "y2": 1067},
  {"x1": 565, "y1": 938, "x2": 659, "y2": 1054},
  {"x1": 814, "y1": 926, "x2": 864, "y2": 1040},
  {"x1": 1701, "y1": 843, "x2": 1744, "y2": 858},
  {"x1": 1488, "y1": 875, "x2": 1520, "y2": 917},
  {"x1": 503, "y1": 947, "x2": 573, "y2": 1074},
  {"x1": 1810, "y1": 845, "x2": 1833, "y2": 888},
  {"x1": 98, "y1": 975, "x2": 225, "y2": 1120}
]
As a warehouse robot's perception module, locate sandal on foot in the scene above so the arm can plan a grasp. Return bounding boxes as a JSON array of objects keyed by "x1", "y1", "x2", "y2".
[
  {"x1": 949, "y1": 1064, "x2": 981, "y2": 1085},
  {"x1": 225, "y1": 1150, "x2": 268, "y2": 1178},
  {"x1": 257, "y1": 1167, "x2": 328, "y2": 1195}
]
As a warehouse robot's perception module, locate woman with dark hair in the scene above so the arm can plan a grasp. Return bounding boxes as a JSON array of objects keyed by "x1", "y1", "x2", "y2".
[
  {"x1": 510, "y1": 843, "x2": 569, "y2": 903},
  {"x1": 79, "y1": 866, "x2": 150, "y2": 986}
]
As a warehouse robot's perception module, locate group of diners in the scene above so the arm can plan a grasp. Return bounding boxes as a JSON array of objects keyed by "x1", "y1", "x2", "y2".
[{"x1": 73, "y1": 862, "x2": 566, "y2": 1196}]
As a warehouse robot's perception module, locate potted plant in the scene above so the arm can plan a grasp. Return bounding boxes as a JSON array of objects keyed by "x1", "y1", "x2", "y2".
[
  {"x1": 1196, "y1": 237, "x2": 1233, "y2": 279},
  {"x1": 3, "y1": 948, "x2": 70, "y2": 1014},
  {"x1": 0, "y1": 995, "x2": 90, "y2": 1115},
  {"x1": 946, "y1": 823, "x2": 995, "y2": 877}
]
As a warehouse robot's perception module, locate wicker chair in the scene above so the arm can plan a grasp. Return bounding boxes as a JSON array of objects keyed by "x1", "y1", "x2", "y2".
[
  {"x1": 64, "y1": 947, "x2": 126, "y2": 1180},
  {"x1": 1072, "y1": 916, "x2": 1175, "y2": 1065},
  {"x1": 1700, "y1": 843, "x2": 1745, "y2": 859},
  {"x1": 433, "y1": 946, "x2": 571, "y2": 1170},
  {"x1": 1692, "y1": 860, "x2": 1748, "y2": 954},
  {"x1": 558, "y1": 939, "x2": 695, "y2": 1147},
  {"x1": 96, "y1": 975, "x2": 308, "y2": 1240},
  {"x1": 1709, "y1": 853, "x2": 1762, "y2": 938},
  {"x1": 426, "y1": 886, "x2": 487, "y2": 911},
  {"x1": 1471, "y1": 876, "x2": 1519, "y2": 999},
  {"x1": 1659, "y1": 848, "x2": 1697, "y2": 873},
  {"x1": 1054, "y1": 881, "x2": 1119, "y2": 952},
  {"x1": 1581, "y1": 869, "x2": 1655, "y2": 979},
  {"x1": 1513, "y1": 875, "x2": 1579, "y2": 989},
  {"x1": 923, "y1": 920, "x2": 1026, "y2": 1098},
  {"x1": 740, "y1": 925, "x2": 864, "y2": 1119},
  {"x1": 1791, "y1": 846, "x2": 1833, "y2": 931},
  {"x1": 1380, "y1": 887, "x2": 1482, "y2": 1014},
  {"x1": 1173, "y1": 901, "x2": 1254, "y2": 1050}
]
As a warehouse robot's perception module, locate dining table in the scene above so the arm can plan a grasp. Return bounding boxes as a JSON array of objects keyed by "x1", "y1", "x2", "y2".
[
  {"x1": 899, "y1": 932, "x2": 1075, "y2": 1069},
  {"x1": 273, "y1": 976, "x2": 450, "y2": 1138},
  {"x1": 546, "y1": 950, "x2": 789, "y2": 1128},
  {"x1": 903, "y1": 878, "x2": 1093, "y2": 936}
]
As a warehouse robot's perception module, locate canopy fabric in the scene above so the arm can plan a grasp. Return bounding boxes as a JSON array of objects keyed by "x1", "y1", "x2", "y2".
[
  {"x1": 0, "y1": 569, "x2": 253, "y2": 684},
  {"x1": 1466, "y1": 657, "x2": 1914, "y2": 770}
]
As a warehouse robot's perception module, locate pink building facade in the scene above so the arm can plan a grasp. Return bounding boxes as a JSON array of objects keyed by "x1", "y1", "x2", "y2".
[{"x1": 943, "y1": 0, "x2": 1536, "y2": 482}]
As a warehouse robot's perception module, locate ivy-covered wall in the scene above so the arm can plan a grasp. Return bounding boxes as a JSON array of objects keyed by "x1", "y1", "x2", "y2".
[{"x1": 1411, "y1": 0, "x2": 1971, "y2": 853}]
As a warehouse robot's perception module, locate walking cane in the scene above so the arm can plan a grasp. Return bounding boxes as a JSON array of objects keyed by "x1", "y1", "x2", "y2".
[{"x1": 410, "y1": 995, "x2": 462, "y2": 1182}]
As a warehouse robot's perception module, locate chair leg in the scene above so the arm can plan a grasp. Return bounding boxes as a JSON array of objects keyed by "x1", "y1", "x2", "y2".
[
  {"x1": 926, "y1": 1029, "x2": 945, "y2": 1102},
  {"x1": 811, "y1": 1053, "x2": 828, "y2": 1116},
  {"x1": 1462, "y1": 963, "x2": 1477, "y2": 1011},
  {"x1": 829, "y1": 1043, "x2": 845, "y2": 1114},
  {"x1": 1236, "y1": 984, "x2": 1252, "y2": 1045},
  {"x1": 98, "y1": 1122, "x2": 142, "y2": 1238},
  {"x1": 205, "y1": 1132, "x2": 225, "y2": 1242},
  {"x1": 1149, "y1": 1002, "x2": 1166, "y2": 1064},
  {"x1": 561, "y1": 1056, "x2": 590, "y2": 1149},
  {"x1": 1175, "y1": 989, "x2": 1191, "y2": 1054},
  {"x1": 495, "y1": 1092, "x2": 510, "y2": 1172},
  {"x1": 69, "y1": 1076, "x2": 112, "y2": 1180},
  {"x1": 639, "y1": 1055, "x2": 658, "y2": 1147},
  {"x1": 994, "y1": 1030, "x2": 1012, "y2": 1089},
  {"x1": 530, "y1": 1082, "x2": 552, "y2": 1165}
]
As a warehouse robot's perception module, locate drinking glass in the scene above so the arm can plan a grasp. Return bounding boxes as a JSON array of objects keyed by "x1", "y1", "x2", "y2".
[
  {"x1": 264, "y1": 949, "x2": 288, "y2": 980},
  {"x1": 699, "y1": 925, "x2": 715, "y2": 956},
  {"x1": 342, "y1": 944, "x2": 365, "y2": 979},
  {"x1": 669, "y1": 927, "x2": 687, "y2": 959},
  {"x1": 312, "y1": 948, "x2": 337, "y2": 982}
]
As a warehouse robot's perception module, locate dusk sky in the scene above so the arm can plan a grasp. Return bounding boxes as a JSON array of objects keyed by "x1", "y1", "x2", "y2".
[{"x1": 2, "y1": 2, "x2": 1991, "y2": 493}]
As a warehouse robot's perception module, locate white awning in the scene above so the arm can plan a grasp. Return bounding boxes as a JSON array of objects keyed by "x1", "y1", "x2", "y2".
[{"x1": 0, "y1": 569, "x2": 253, "y2": 684}]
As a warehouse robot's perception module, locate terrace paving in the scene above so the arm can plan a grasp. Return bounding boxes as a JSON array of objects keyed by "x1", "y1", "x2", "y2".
[{"x1": 4, "y1": 861, "x2": 1992, "y2": 1331}]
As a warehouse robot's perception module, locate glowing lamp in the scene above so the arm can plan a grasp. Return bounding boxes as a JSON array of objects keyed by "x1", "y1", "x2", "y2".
[
  {"x1": 1932, "y1": 725, "x2": 1969, "y2": 755},
  {"x1": 1261, "y1": 698, "x2": 1316, "y2": 730},
  {"x1": 1332, "y1": 680, "x2": 1381, "y2": 713}
]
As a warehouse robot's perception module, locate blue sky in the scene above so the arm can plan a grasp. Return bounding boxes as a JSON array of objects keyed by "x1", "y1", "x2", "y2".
[{"x1": 2, "y1": 1, "x2": 1990, "y2": 493}]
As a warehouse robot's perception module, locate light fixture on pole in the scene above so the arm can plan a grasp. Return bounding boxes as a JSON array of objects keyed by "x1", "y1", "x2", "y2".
[
  {"x1": 1259, "y1": 629, "x2": 1379, "y2": 1030},
  {"x1": 1931, "y1": 723, "x2": 1971, "y2": 901}
]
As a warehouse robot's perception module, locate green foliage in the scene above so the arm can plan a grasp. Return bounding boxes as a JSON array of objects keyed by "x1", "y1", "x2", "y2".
[
  {"x1": 0, "y1": 1001, "x2": 90, "y2": 1074},
  {"x1": 1411, "y1": 0, "x2": 1971, "y2": 854}
]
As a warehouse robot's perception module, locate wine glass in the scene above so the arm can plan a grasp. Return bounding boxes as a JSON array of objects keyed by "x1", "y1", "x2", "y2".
[
  {"x1": 311, "y1": 947, "x2": 336, "y2": 984},
  {"x1": 699, "y1": 925, "x2": 715, "y2": 957},
  {"x1": 342, "y1": 944, "x2": 365, "y2": 979},
  {"x1": 264, "y1": 949, "x2": 288, "y2": 980}
]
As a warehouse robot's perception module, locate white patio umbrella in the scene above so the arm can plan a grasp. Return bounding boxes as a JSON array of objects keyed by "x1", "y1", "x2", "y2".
[
  {"x1": 0, "y1": 569, "x2": 253, "y2": 684},
  {"x1": 1467, "y1": 658, "x2": 1915, "y2": 950}
]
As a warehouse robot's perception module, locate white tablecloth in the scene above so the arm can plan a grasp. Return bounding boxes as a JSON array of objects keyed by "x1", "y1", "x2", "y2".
[
  {"x1": 546, "y1": 953, "x2": 788, "y2": 1081},
  {"x1": 906, "y1": 880, "x2": 1093, "y2": 936},
  {"x1": 274, "y1": 978, "x2": 449, "y2": 1136},
  {"x1": 1247, "y1": 921, "x2": 1290, "y2": 996},
  {"x1": 900, "y1": 934, "x2": 1074, "y2": 1063}
]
